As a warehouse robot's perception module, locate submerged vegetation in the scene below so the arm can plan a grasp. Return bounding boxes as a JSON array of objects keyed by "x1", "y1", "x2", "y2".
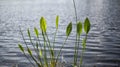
[{"x1": 18, "y1": 0, "x2": 91, "y2": 67}]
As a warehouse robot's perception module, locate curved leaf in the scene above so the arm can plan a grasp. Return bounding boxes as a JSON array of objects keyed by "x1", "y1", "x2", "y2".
[
  {"x1": 56, "y1": 15, "x2": 59, "y2": 29},
  {"x1": 66, "y1": 22, "x2": 72, "y2": 36},
  {"x1": 77, "y1": 22, "x2": 82, "y2": 36},
  {"x1": 18, "y1": 44, "x2": 24, "y2": 52},
  {"x1": 34, "y1": 27, "x2": 39, "y2": 38},
  {"x1": 84, "y1": 18, "x2": 91, "y2": 34},
  {"x1": 40, "y1": 17, "x2": 47, "y2": 32}
]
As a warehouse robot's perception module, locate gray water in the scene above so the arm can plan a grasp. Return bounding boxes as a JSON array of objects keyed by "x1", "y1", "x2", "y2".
[{"x1": 0, "y1": 0, "x2": 120, "y2": 67}]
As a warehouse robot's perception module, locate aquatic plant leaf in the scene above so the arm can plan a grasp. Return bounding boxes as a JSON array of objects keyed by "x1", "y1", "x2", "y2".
[
  {"x1": 84, "y1": 18, "x2": 91, "y2": 34},
  {"x1": 27, "y1": 48, "x2": 32, "y2": 56},
  {"x1": 40, "y1": 17, "x2": 47, "y2": 32},
  {"x1": 56, "y1": 15, "x2": 59, "y2": 29},
  {"x1": 39, "y1": 49, "x2": 42, "y2": 57},
  {"x1": 66, "y1": 22, "x2": 72, "y2": 36},
  {"x1": 82, "y1": 38, "x2": 86, "y2": 49},
  {"x1": 34, "y1": 27, "x2": 39, "y2": 38},
  {"x1": 27, "y1": 29, "x2": 31, "y2": 38},
  {"x1": 18, "y1": 44, "x2": 24, "y2": 52},
  {"x1": 77, "y1": 22, "x2": 82, "y2": 36}
]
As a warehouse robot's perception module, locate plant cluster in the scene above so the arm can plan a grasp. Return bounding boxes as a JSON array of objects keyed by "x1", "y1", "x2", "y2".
[{"x1": 18, "y1": 15, "x2": 91, "y2": 67}]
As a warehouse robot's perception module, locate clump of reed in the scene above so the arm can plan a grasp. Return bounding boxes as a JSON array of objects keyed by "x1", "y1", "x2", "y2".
[{"x1": 18, "y1": 15, "x2": 91, "y2": 67}]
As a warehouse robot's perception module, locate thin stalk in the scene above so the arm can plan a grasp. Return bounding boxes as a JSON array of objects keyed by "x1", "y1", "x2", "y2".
[
  {"x1": 23, "y1": 50, "x2": 35, "y2": 67},
  {"x1": 76, "y1": 36, "x2": 80, "y2": 64},
  {"x1": 45, "y1": 33, "x2": 55, "y2": 62},
  {"x1": 36, "y1": 35, "x2": 43, "y2": 65},
  {"x1": 72, "y1": 0, "x2": 78, "y2": 66},
  {"x1": 42, "y1": 32, "x2": 48, "y2": 67},
  {"x1": 79, "y1": 34, "x2": 88, "y2": 67},
  {"x1": 79, "y1": 49, "x2": 84, "y2": 67},
  {"x1": 55, "y1": 36, "x2": 68, "y2": 64},
  {"x1": 73, "y1": 0, "x2": 78, "y2": 22},
  {"x1": 19, "y1": 26, "x2": 35, "y2": 67},
  {"x1": 53, "y1": 29, "x2": 58, "y2": 50},
  {"x1": 29, "y1": 53, "x2": 41, "y2": 67},
  {"x1": 36, "y1": 41, "x2": 43, "y2": 67},
  {"x1": 74, "y1": 36, "x2": 78, "y2": 66},
  {"x1": 28, "y1": 29, "x2": 39, "y2": 59}
]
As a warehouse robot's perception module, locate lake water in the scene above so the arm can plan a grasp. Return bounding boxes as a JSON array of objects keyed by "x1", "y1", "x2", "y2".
[{"x1": 0, "y1": 0, "x2": 120, "y2": 67}]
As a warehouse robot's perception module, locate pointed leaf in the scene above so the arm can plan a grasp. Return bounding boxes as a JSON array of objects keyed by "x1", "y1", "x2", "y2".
[
  {"x1": 27, "y1": 48, "x2": 32, "y2": 56},
  {"x1": 27, "y1": 29, "x2": 31, "y2": 38},
  {"x1": 40, "y1": 17, "x2": 47, "y2": 32},
  {"x1": 34, "y1": 27, "x2": 39, "y2": 38},
  {"x1": 66, "y1": 22, "x2": 72, "y2": 36},
  {"x1": 56, "y1": 15, "x2": 59, "y2": 29},
  {"x1": 84, "y1": 18, "x2": 91, "y2": 34},
  {"x1": 18, "y1": 44, "x2": 24, "y2": 52},
  {"x1": 77, "y1": 22, "x2": 82, "y2": 36}
]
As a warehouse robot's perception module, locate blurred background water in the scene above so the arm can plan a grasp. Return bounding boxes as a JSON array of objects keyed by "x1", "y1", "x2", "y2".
[{"x1": 0, "y1": 0, "x2": 120, "y2": 67}]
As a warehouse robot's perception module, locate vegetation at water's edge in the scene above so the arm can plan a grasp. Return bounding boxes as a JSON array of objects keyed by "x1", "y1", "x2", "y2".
[{"x1": 18, "y1": 15, "x2": 91, "y2": 67}]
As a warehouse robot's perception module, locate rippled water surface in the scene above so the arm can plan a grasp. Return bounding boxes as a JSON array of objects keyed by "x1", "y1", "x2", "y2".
[{"x1": 0, "y1": 0, "x2": 120, "y2": 67}]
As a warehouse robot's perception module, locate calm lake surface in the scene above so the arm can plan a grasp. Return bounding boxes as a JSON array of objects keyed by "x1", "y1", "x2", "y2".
[{"x1": 0, "y1": 0, "x2": 120, "y2": 67}]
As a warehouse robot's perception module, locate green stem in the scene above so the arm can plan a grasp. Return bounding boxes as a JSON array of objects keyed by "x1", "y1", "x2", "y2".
[
  {"x1": 55, "y1": 36, "x2": 68, "y2": 64},
  {"x1": 73, "y1": 0, "x2": 78, "y2": 66},
  {"x1": 19, "y1": 26, "x2": 35, "y2": 67},
  {"x1": 45, "y1": 33, "x2": 55, "y2": 62},
  {"x1": 42, "y1": 32, "x2": 48, "y2": 67},
  {"x1": 76, "y1": 36, "x2": 80, "y2": 64}
]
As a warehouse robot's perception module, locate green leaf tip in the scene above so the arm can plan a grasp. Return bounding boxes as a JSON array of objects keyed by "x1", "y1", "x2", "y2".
[
  {"x1": 18, "y1": 44, "x2": 24, "y2": 52},
  {"x1": 40, "y1": 17, "x2": 47, "y2": 32},
  {"x1": 27, "y1": 28, "x2": 31, "y2": 38},
  {"x1": 56, "y1": 15, "x2": 59, "y2": 29},
  {"x1": 84, "y1": 18, "x2": 91, "y2": 34},
  {"x1": 66, "y1": 22, "x2": 72, "y2": 36},
  {"x1": 77, "y1": 22, "x2": 82, "y2": 36},
  {"x1": 27, "y1": 48, "x2": 32, "y2": 56},
  {"x1": 34, "y1": 27, "x2": 39, "y2": 38}
]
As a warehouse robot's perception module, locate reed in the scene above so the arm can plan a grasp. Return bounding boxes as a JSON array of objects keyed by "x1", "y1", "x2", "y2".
[{"x1": 18, "y1": 0, "x2": 91, "y2": 67}]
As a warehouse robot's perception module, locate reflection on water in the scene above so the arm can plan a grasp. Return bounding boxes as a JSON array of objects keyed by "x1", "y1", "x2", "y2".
[{"x1": 0, "y1": 0, "x2": 120, "y2": 67}]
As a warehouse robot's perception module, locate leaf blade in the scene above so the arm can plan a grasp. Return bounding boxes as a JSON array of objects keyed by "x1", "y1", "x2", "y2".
[
  {"x1": 77, "y1": 22, "x2": 82, "y2": 36},
  {"x1": 84, "y1": 18, "x2": 91, "y2": 34},
  {"x1": 66, "y1": 22, "x2": 72, "y2": 36},
  {"x1": 56, "y1": 15, "x2": 59, "y2": 29},
  {"x1": 18, "y1": 44, "x2": 24, "y2": 52},
  {"x1": 40, "y1": 17, "x2": 47, "y2": 32},
  {"x1": 34, "y1": 27, "x2": 39, "y2": 38}
]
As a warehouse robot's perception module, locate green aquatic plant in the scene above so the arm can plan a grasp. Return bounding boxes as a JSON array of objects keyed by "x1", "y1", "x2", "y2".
[
  {"x1": 18, "y1": 0, "x2": 91, "y2": 67},
  {"x1": 18, "y1": 16, "x2": 91, "y2": 67}
]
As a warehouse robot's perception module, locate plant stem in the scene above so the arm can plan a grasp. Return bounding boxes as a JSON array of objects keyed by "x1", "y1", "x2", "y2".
[
  {"x1": 42, "y1": 32, "x2": 48, "y2": 67},
  {"x1": 19, "y1": 26, "x2": 35, "y2": 67},
  {"x1": 55, "y1": 36, "x2": 68, "y2": 64}
]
